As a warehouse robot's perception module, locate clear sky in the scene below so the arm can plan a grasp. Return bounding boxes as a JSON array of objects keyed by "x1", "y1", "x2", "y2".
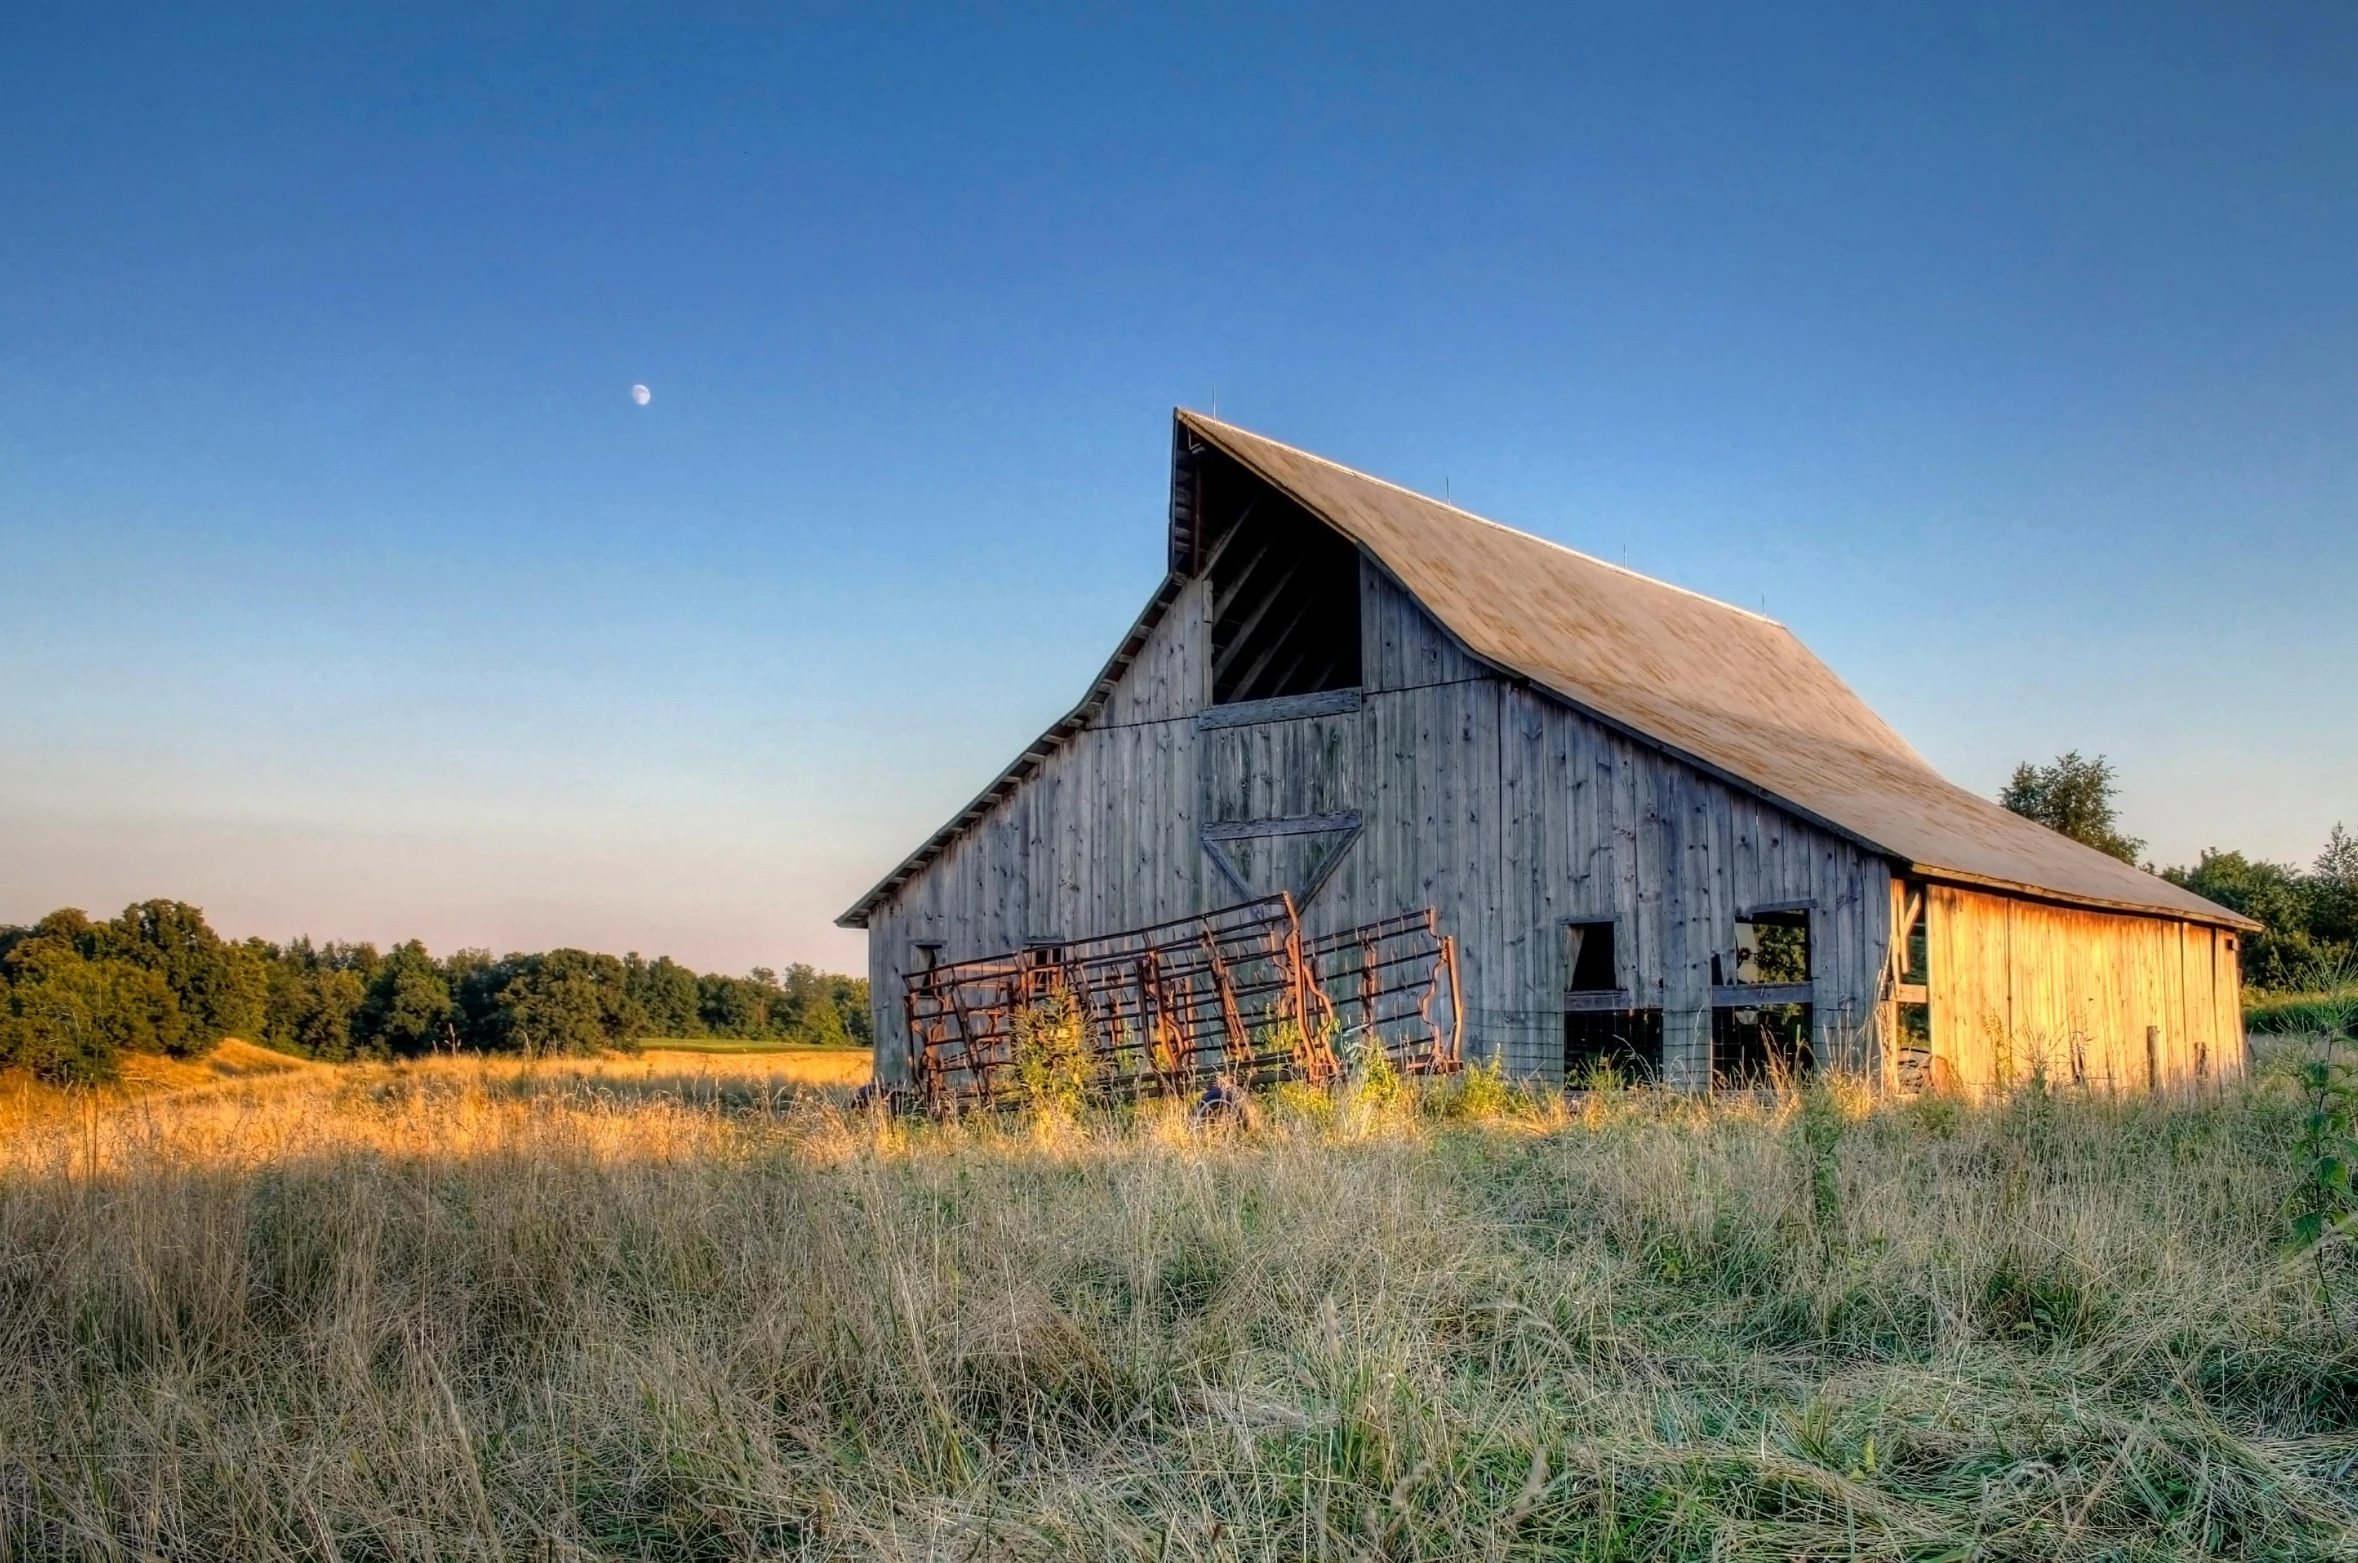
[{"x1": 3, "y1": 3, "x2": 2353, "y2": 975}]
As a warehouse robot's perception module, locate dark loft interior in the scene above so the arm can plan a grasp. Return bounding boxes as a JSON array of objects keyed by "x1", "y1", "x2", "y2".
[{"x1": 1193, "y1": 449, "x2": 1362, "y2": 705}]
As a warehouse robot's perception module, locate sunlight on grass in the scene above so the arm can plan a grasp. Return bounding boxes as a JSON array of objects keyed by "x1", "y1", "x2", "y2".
[{"x1": 1, "y1": 1043, "x2": 2353, "y2": 1558}]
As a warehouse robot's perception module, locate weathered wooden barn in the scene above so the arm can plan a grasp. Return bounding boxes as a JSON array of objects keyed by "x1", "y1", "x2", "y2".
[{"x1": 841, "y1": 412, "x2": 2255, "y2": 1094}]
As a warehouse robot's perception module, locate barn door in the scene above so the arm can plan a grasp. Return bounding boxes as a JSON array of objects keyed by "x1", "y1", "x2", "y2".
[{"x1": 1195, "y1": 696, "x2": 1362, "y2": 915}]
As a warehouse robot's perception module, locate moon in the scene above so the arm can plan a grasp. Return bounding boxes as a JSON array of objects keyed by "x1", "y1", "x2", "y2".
[{"x1": 630, "y1": 383, "x2": 652, "y2": 406}]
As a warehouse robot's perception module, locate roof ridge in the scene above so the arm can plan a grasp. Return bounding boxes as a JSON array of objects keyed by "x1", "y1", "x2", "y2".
[{"x1": 1179, "y1": 409, "x2": 1784, "y2": 628}]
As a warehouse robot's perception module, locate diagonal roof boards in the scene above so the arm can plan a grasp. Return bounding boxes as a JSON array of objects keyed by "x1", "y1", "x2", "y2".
[{"x1": 839, "y1": 411, "x2": 2251, "y2": 931}]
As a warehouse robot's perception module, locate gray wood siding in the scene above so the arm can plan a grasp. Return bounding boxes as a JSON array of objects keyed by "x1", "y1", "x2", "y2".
[
  {"x1": 1358, "y1": 569, "x2": 1893, "y2": 1081},
  {"x1": 866, "y1": 563, "x2": 1896, "y2": 1085}
]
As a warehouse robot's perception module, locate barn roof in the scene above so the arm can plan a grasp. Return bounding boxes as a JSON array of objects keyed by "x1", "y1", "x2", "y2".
[{"x1": 839, "y1": 412, "x2": 2253, "y2": 931}]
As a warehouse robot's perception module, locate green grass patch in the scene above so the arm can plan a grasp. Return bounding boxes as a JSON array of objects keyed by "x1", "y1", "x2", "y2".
[{"x1": 2247, "y1": 983, "x2": 2358, "y2": 1035}]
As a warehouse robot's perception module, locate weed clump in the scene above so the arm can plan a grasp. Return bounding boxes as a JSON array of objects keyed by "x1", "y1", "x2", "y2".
[{"x1": 1011, "y1": 979, "x2": 1094, "y2": 1118}]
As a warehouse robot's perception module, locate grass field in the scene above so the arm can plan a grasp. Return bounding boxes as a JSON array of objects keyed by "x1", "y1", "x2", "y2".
[
  {"x1": 637, "y1": 1034, "x2": 876, "y2": 1066},
  {"x1": 0, "y1": 1039, "x2": 872, "y2": 1140},
  {"x1": 629, "y1": 1040, "x2": 873, "y2": 1087},
  {"x1": 3, "y1": 1042, "x2": 2356, "y2": 1559}
]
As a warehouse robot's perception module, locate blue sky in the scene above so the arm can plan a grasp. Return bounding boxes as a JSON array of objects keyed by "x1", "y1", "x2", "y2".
[{"x1": 3, "y1": 3, "x2": 2352, "y2": 973}]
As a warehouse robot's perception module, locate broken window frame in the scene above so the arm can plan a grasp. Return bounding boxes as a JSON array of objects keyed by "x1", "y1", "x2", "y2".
[
  {"x1": 1729, "y1": 903, "x2": 1812, "y2": 987},
  {"x1": 1894, "y1": 879, "x2": 1929, "y2": 990}
]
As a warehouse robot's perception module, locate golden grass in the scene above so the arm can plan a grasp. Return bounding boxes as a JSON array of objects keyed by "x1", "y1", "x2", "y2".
[
  {"x1": 0, "y1": 1042, "x2": 869, "y2": 1141},
  {"x1": 628, "y1": 1044, "x2": 873, "y2": 1088},
  {"x1": 0, "y1": 1038, "x2": 325, "y2": 1139},
  {"x1": 1, "y1": 1047, "x2": 2354, "y2": 1559}
]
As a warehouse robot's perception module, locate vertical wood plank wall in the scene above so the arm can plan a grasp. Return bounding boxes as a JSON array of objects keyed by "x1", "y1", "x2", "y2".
[
  {"x1": 866, "y1": 566, "x2": 1898, "y2": 1085},
  {"x1": 1924, "y1": 884, "x2": 2246, "y2": 1095},
  {"x1": 865, "y1": 578, "x2": 1215, "y2": 1082}
]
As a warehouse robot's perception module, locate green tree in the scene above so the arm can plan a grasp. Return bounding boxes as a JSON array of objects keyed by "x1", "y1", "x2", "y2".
[
  {"x1": 0, "y1": 934, "x2": 184, "y2": 1083},
  {"x1": 257, "y1": 938, "x2": 379, "y2": 1061},
  {"x1": 767, "y1": 963, "x2": 863, "y2": 1047},
  {"x1": 477, "y1": 950, "x2": 645, "y2": 1056},
  {"x1": 1999, "y1": 752, "x2": 2145, "y2": 864},
  {"x1": 2312, "y1": 825, "x2": 2358, "y2": 952},
  {"x1": 3, "y1": 907, "x2": 98, "y2": 960},
  {"x1": 103, "y1": 900, "x2": 266, "y2": 1055},
  {"x1": 698, "y1": 972, "x2": 765, "y2": 1038},
  {"x1": 624, "y1": 954, "x2": 704, "y2": 1038},
  {"x1": 355, "y1": 940, "x2": 456, "y2": 1056},
  {"x1": 2163, "y1": 850, "x2": 2315, "y2": 987},
  {"x1": 2161, "y1": 825, "x2": 2358, "y2": 989},
  {"x1": 2, "y1": 906, "x2": 875, "y2": 1072}
]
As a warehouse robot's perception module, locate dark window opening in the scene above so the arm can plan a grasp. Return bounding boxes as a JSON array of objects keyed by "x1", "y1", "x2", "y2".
[
  {"x1": 1733, "y1": 909, "x2": 1809, "y2": 984},
  {"x1": 1198, "y1": 450, "x2": 1361, "y2": 704},
  {"x1": 1566, "y1": 1009, "x2": 1662, "y2": 1084},
  {"x1": 1562, "y1": 921, "x2": 1618, "y2": 992},
  {"x1": 1712, "y1": 1003, "x2": 1813, "y2": 1086}
]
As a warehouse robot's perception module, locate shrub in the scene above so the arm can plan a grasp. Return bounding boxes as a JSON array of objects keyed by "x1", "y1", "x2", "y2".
[{"x1": 1011, "y1": 979, "x2": 1094, "y2": 1116}]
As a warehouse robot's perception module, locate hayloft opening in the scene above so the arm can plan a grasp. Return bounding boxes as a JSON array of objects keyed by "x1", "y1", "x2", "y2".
[{"x1": 1192, "y1": 449, "x2": 1361, "y2": 705}]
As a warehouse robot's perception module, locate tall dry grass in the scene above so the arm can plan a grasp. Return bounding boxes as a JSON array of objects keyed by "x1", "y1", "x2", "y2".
[{"x1": 2, "y1": 1049, "x2": 2355, "y2": 1560}]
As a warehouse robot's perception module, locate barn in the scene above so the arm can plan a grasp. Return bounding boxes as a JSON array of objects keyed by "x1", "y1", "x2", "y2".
[{"x1": 840, "y1": 411, "x2": 2255, "y2": 1094}]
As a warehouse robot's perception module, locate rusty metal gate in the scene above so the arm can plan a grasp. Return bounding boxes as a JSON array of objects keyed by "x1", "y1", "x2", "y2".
[{"x1": 902, "y1": 894, "x2": 1461, "y2": 1112}]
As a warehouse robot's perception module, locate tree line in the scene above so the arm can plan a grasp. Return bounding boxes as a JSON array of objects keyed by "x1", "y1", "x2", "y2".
[
  {"x1": 2001, "y1": 751, "x2": 2355, "y2": 987},
  {"x1": 0, "y1": 900, "x2": 871, "y2": 1084}
]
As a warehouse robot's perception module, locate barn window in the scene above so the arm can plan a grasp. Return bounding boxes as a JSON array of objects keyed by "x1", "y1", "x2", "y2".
[
  {"x1": 1711, "y1": 1003, "x2": 1813, "y2": 1086},
  {"x1": 1562, "y1": 921, "x2": 1618, "y2": 991},
  {"x1": 1732, "y1": 909, "x2": 1810, "y2": 984},
  {"x1": 1894, "y1": 1001, "x2": 1932, "y2": 1091},
  {"x1": 1712, "y1": 906, "x2": 1812, "y2": 1085},
  {"x1": 1895, "y1": 880, "x2": 1928, "y2": 986},
  {"x1": 1194, "y1": 449, "x2": 1361, "y2": 705},
  {"x1": 1561, "y1": 919, "x2": 1653, "y2": 1081},
  {"x1": 1566, "y1": 1010, "x2": 1663, "y2": 1084}
]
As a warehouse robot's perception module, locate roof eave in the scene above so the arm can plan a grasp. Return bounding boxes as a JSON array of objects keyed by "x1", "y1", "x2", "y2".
[
  {"x1": 1903, "y1": 863, "x2": 2265, "y2": 932},
  {"x1": 835, "y1": 572, "x2": 1188, "y2": 929}
]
